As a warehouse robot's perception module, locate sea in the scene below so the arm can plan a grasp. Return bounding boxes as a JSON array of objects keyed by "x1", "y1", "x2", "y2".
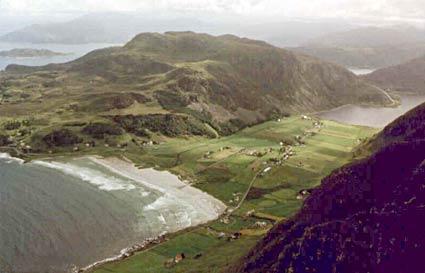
[
  {"x1": 317, "y1": 68, "x2": 425, "y2": 128},
  {"x1": 0, "y1": 156, "x2": 223, "y2": 272},
  {"x1": 0, "y1": 42, "x2": 120, "y2": 71},
  {"x1": 317, "y1": 95, "x2": 425, "y2": 128},
  {"x1": 348, "y1": 68, "x2": 376, "y2": 75}
]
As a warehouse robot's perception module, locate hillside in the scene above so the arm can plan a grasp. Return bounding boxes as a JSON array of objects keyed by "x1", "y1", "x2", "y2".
[
  {"x1": 0, "y1": 32, "x2": 392, "y2": 154},
  {"x1": 292, "y1": 26, "x2": 425, "y2": 68},
  {"x1": 364, "y1": 55, "x2": 425, "y2": 94},
  {"x1": 231, "y1": 103, "x2": 425, "y2": 273}
]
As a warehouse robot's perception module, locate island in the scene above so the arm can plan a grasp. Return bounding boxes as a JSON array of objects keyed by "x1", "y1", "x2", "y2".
[{"x1": 0, "y1": 48, "x2": 68, "y2": 58}]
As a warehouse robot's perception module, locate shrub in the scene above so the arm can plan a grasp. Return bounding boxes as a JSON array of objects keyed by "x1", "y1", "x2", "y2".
[
  {"x1": 43, "y1": 129, "x2": 83, "y2": 147},
  {"x1": 82, "y1": 123, "x2": 123, "y2": 139},
  {"x1": 3, "y1": 121, "x2": 21, "y2": 130},
  {"x1": 0, "y1": 134, "x2": 10, "y2": 146},
  {"x1": 112, "y1": 114, "x2": 215, "y2": 138}
]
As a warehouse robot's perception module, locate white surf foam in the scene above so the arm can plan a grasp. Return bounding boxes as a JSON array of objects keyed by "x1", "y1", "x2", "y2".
[
  {"x1": 33, "y1": 160, "x2": 136, "y2": 191},
  {"x1": 0, "y1": 153, "x2": 24, "y2": 164}
]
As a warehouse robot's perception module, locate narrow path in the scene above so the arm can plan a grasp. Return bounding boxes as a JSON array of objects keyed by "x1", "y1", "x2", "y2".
[{"x1": 227, "y1": 167, "x2": 262, "y2": 216}]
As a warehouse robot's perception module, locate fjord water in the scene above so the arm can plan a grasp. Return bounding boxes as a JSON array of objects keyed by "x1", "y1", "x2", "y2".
[
  {"x1": 0, "y1": 42, "x2": 119, "y2": 70},
  {"x1": 0, "y1": 156, "x2": 222, "y2": 272},
  {"x1": 317, "y1": 95, "x2": 425, "y2": 128},
  {"x1": 348, "y1": 68, "x2": 376, "y2": 75}
]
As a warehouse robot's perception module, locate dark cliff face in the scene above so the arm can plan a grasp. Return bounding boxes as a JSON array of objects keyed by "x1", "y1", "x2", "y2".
[{"x1": 232, "y1": 103, "x2": 425, "y2": 273}]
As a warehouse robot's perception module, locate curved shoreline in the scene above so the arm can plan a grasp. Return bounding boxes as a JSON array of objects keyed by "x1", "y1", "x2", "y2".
[
  {"x1": 76, "y1": 234, "x2": 167, "y2": 273},
  {"x1": 73, "y1": 156, "x2": 227, "y2": 272},
  {"x1": 0, "y1": 153, "x2": 227, "y2": 273}
]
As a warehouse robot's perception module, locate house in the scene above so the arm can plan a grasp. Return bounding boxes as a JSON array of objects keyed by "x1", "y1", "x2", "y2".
[
  {"x1": 299, "y1": 189, "x2": 313, "y2": 196},
  {"x1": 263, "y1": 167, "x2": 272, "y2": 173},
  {"x1": 297, "y1": 188, "x2": 313, "y2": 200},
  {"x1": 174, "y1": 253, "x2": 186, "y2": 263},
  {"x1": 228, "y1": 232, "x2": 242, "y2": 241},
  {"x1": 246, "y1": 209, "x2": 255, "y2": 217},
  {"x1": 254, "y1": 221, "x2": 268, "y2": 228},
  {"x1": 221, "y1": 217, "x2": 230, "y2": 224}
]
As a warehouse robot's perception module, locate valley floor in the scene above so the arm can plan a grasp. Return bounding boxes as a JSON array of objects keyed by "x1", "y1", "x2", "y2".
[{"x1": 88, "y1": 116, "x2": 376, "y2": 273}]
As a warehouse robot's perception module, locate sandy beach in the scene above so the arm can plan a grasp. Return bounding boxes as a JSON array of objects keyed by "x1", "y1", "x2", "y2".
[
  {"x1": 88, "y1": 156, "x2": 226, "y2": 224},
  {"x1": 75, "y1": 156, "x2": 227, "y2": 271}
]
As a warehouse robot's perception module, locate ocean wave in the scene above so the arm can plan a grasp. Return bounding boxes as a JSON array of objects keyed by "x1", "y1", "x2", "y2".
[
  {"x1": 144, "y1": 194, "x2": 195, "y2": 228},
  {"x1": 0, "y1": 153, "x2": 25, "y2": 164},
  {"x1": 33, "y1": 160, "x2": 137, "y2": 191}
]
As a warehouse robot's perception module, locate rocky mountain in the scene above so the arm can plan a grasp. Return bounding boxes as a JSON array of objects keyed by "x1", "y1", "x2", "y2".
[
  {"x1": 291, "y1": 26, "x2": 425, "y2": 69},
  {"x1": 1, "y1": 32, "x2": 392, "y2": 138},
  {"x1": 230, "y1": 102, "x2": 425, "y2": 273},
  {"x1": 364, "y1": 55, "x2": 425, "y2": 94}
]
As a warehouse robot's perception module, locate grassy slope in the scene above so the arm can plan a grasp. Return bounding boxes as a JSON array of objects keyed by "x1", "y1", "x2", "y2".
[{"x1": 92, "y1": 116, "x2": 376, "y2": 273}]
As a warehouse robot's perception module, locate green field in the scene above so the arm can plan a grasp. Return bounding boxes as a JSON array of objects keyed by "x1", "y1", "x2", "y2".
[{"x1": 92, "y1": 116, "x2": 377, "y2": 273}]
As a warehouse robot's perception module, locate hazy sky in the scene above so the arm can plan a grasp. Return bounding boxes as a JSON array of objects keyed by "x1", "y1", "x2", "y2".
[{"x1": 0, "y1": 0, "x2": 424, "y2": 25}]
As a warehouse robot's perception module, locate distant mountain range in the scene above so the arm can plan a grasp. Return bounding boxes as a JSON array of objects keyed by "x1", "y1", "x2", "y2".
[
  {"x1": 231, "y1": 101, "x2": 425, "y2": 273},
  {"x1": 292, "y1": 26, "x2": 425, "y2": 69},
  {"x1": 1, "y1": 32, "x2": 391, "y2": 138},
  {"x1": 0, "y1": 13, "x2": 352, "y2": 47},
  {"x1": 0, "y1": 13, "x2": 207, "y2": 44},
  {"x1": 304, "y1": 26, "x2": 425, "y2": 48},
  {"x1": 364, "y1": 55, "x2": 425, "y2": 94}
]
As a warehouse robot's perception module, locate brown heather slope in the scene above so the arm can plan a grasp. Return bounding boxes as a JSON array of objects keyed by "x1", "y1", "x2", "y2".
[
  {"x1": 230, "y1": 103, "x2": 425, "y2": 273},
  {"x1": 364, "y1": 55, "x2": 425, "y2": 94}
]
